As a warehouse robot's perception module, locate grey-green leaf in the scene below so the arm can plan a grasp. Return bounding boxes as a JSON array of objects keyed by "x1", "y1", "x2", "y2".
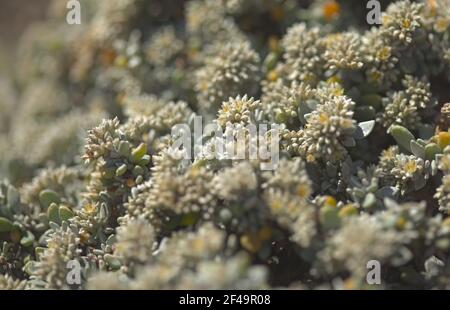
[
  {"x1": 376, "y1": 186, "x2": 398, "y2": 199},
  {"x1": 115, "y1": 164, "x2": 128, "y2": 177},
  {"x1": 319, "y1": 206, "x2": 341, "y2": 230},
  {"x1": 59, "y1": 205, "x2": 74, "y2": 222},
  {"x1": 410, "y1": 140, "x2": 425, "y2": 158},
  {"x1": 354, "y1": 106, "x2": 376, "y2": 121},
  {"x1": 35, "y1": 247, "x2": 46, "y2": 260},
  {"x1": 425, "y1": 143, "x2": 441, "y2": 160},
  {"x1": 47, "y1": 203, "x2": 60, "y2": 224},
  {"x1": 362, "y1": 192, "x2": 377, "y2": 209},
  {"x1": 388, "y1": 125, "x2": 414, "y2": 153},
  {"x1": 39, "y1": 189, "x2": 61, "y2": 209},
  {"x1": 0, "y1": 217, "x2": 14, "y2": 232},
  {"x1": 7, "y1": 185, "x2": 20, "y2": 212},
  {"x1": 361, "y1": 94, "x2": 382, "y2": 110},
  {"x1": 418, "y1": 124, "x2": 434, "y2": 140},
  {"x1": 342, "y1": 137, "x2": 356, "y2": 147},
  {"x1": 23, "y1": 261, "x2": 37, "y2": 275},
  {"x1": 104, "y1": 254, "x2": 122, "y2": 270},
  {"x1": 131, "y1": 143, "x2": 147, "y2": 162},
  {"x1": 354, "y1": 120, "x2": 376, "y2": 140},
  {"x1": 263, "y1": 52, "x2": 278, "y2": 71},
  {"x1": 20, "y1": 231, "x2": 35, "y2": 247},
  {"x1": 298, "y1": 104, "x2": 312, "y2": 124}
]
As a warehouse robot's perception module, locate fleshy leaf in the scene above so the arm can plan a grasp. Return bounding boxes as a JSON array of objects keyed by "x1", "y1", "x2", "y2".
[
  {"x1": 354, "y1": 120, "x2": 375, "y2": 140},
  {"x1": 410, "y1": 140, "x2": 425, "y2": 158},
  {"x1": 388, "y1": 125, "x2": 414, "y2": 153}
]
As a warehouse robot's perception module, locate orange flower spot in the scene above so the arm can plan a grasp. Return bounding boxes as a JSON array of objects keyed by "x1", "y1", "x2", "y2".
[
  {"x1": 270, "y1": 7, "x2": 284, "y2": 22},
  {"x1": 126, "y1": 179, "x2": 136, "y2": 187},
  {"x1": 323, "y1": 1, "x2": 340, "y2": 21}
]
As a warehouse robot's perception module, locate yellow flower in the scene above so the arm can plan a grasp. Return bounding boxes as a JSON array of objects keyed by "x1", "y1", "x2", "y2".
[
  {"x1": 402, "y1": 18, "x2": 411, "y2": 28},
  {"x1": 240, "y1": 226, "x2": 273, "y2": 253},
  {"x1": 303, "y1": 73, "x2": 317, "y2": 84},
  {"x1": 306, "y1": 154, "x2": 316, "y2": 163},
  {"x1": 296, "y1": 184, "x2": 311, "y2": 199},
  {"x1": 318, "y1": 113, "x2": 329, "y2": 125},
  {"x1": 395, "y1": 217, "x2": 407, "y2": 230},
  {"x1": 80, "y1": 230, "x2": 90, "y2": 243},
  {"x1": 83, "y1": 204, "x2": 97, "y2": 215},
  {"x1": 240, "y1": 231, "x2": 262, "y2": 253},
  {"x1": 114, "y1": 55, "x2": 128, "y2": 68},
  {"x1": 268, "y1": 36, "x2": 280, "y2": 53},
  {"x1": 443, "y1": 217, "x2": 450, "y2": 228},
  {"x1": 435, "y1": 18, "x2": 449, "y2": 33},
  {"x1": 267, "y1": 70, "x2": 278, "y2": 82},
  {"x1": 324, "y1": 195, "x2": 337, "y2": 207},
  {"x1": 440, "y1": 155, "x2": 450, "y2": 171},
  {"x1": 437, "y1": 131, "x2": 450, "y2": 150},
  {"x1": 382, "y1": 15, "x2": 392, "y2": 25},
  {"x1": 381, "y1": 147, "x2": 396, "y2": 161},
  {"x1": 338, "y1": 204, "x2": 358, "y2": 217},
  {"x1": 368, "y1": 71, "x2": 382, "y2": 83},
  {"x1": 377, "y1": 47, "x2": 391, "y2": 61},
  {"x1": 199, "y1": 81, "x2": 208, "y2": 92},
  {"x1": 327, "y1": 75, "x2": 342, "y2": 85},
  {"x1": 404, "y1": 160, "x2": 418, "y2": 174},
  {"x1": 270, "y1": 199, "x2": 283, "y2": 212}
]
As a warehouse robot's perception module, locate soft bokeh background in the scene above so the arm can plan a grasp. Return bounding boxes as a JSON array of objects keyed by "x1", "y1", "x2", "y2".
[{"x1": 0, "y1": 0, "x2": 50, "y2": 74}]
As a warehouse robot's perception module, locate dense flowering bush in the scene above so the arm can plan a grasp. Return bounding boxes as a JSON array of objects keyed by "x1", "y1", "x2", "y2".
[{"x1": 1, "y1": 0, "x2": 450, "y2": 289}]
